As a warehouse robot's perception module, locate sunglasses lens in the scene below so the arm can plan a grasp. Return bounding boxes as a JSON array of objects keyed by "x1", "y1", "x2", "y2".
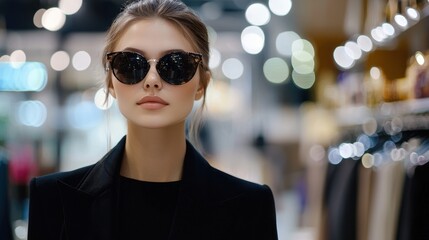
[
  {"x1": 111, "y1": 52, "x2": 149, "y2": 85},
  {"x1": 157, "y1": 52, "x2": 201, "y2": 85}
]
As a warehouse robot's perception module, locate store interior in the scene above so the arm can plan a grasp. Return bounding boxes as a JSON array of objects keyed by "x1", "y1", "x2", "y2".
[{"x1": 1, "y1": 0, "x2": 429, "y2": 239}]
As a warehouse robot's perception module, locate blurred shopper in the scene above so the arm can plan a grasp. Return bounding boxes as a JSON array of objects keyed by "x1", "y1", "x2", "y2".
[{"x1": 27, "y1": 0, "x2": 278, "y2": 239}]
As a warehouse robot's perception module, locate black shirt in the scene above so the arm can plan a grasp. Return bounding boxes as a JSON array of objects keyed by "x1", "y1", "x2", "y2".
[{"x1": 117, "y1": 176, "x2": 181, "y2": 239}]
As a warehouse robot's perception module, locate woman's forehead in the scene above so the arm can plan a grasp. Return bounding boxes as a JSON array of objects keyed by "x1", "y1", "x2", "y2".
[{"x1": 115, "y1": 18, "x2": 195, "y2": 54}]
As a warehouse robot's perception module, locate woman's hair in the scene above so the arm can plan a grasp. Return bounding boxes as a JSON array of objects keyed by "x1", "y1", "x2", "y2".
[{"x1": 102, "y1": 0, "x2": 210, "y2": 148}]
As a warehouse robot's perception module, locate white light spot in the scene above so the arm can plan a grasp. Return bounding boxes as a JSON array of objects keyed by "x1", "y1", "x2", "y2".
[
  {"x1": 406, "y1": 7, "x2": 420, "y2": 20},
  {"x1": 357, "y1": 35, "x2": 373, "y2": 52},
  {"x1": 276, "y1": 31, "x2": 301, "y2": 56},
  {"x1": 59, "y1": 0, "x2": 83, "y2": 15},
  {"x1": 245, "y1": 3, "x2": 271, "y2": 26},
  {"x1": 10, "y1": 50, "x2": 26, "y2": 68},
  {"x1": 334, "y1": 46, "x2": 355, "y2": 69},
  {"x1": 370, "y1": 67, "x2": 381, "y2": 79},
  {"x1": 382, "y1": 23, "x2": 395, "y2": 36},
  {"x1": 394, "y1": 14, "x2": 408, "y2": 28},
  {"x1": 345, "y1": 41, "x2": 362, "y2": 60},
  {"x1": 241, "y1": 26, "x2": 265, "y2": 54},
  {"x1": 41, "y1": 7, "x2": 66, "y2": 31},
  {"x1": 94, "y1": 88, "x2": 114, "y2": 110},
  {"x1": 292, "y1": 39, "x2": 315, "y2": 57},
  {"x1": 72, "y1": 51, "x2": 91, "y2": 71},
  {"x1": 328, "y1": 148, "x2": 342, "y2": 165},
  {"x1": 415, "y1": 51, "x2": 425, "y2": 66},
  {"x1": 268, "y1": 0, "x2": 292, "y2": 16},
  {"x1": 209, "y1": 48, "x2": 221, "y2": 69},
  {"x1": 51, "y1": 51, "x2": 70, "y2": 71},
  {"x1": 33, "y1": 9, "x2": 46, "y2": 28},
  {"x1": 222, "y1": 58, "x2": 244, "y2": 80}
]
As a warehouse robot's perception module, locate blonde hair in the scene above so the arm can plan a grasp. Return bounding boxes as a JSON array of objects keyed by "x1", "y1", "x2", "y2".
[{"x1": 102, "y1": 0, "x2": 210, "y2": 147}]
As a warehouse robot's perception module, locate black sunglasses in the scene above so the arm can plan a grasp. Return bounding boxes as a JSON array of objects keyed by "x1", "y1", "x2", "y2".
[{"x1": 106, "y1": 51, "x2": 203, "y2": 85}]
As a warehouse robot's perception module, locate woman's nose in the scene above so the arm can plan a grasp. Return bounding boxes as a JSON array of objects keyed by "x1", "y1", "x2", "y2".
[{"x1": 143, "y1": 61, "x2": 163, "y2": 90}]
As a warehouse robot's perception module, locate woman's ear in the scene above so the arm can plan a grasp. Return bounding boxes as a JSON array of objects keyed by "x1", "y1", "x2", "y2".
[
  {"x1": 195, "y1": 87, "x2": 204, "y2": 100},
  {"x1": 195, "y1": 71, "x2": 211, "y2": 100}
]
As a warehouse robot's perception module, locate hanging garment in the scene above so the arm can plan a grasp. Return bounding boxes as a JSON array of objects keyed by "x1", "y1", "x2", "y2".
[{"x1": 0, "y1": 155, "x2": 13, "y2": 240}]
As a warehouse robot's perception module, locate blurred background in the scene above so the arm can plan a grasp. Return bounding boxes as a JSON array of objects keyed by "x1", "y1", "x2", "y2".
[{"x1": 1, "y1": 0, "x2": 429, "y2": 239}]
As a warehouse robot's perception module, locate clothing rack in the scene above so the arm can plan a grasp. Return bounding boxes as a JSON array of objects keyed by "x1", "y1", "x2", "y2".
[{"x1": 319, "y1": 100, "x2": 429, "y2": 240}]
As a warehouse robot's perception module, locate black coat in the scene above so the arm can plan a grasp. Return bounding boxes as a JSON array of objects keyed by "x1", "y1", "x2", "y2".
[{"x1": 28, "y1": 136, "x2": 278, "y2": 240}]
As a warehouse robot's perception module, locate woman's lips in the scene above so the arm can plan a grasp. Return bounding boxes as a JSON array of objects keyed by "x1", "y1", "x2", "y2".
[{"x1": 137, "y1": 96, "x2": 169, "y2": 110}]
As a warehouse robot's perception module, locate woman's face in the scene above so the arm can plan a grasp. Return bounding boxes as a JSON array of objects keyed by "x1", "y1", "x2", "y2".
[{"x1": 109, "y1": 18, "x2": 205, "y2": 129}]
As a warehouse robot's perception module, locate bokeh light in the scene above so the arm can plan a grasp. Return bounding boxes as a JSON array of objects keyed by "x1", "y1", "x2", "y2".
[
  {"x1": 33, "y1": 9, "x2": 46, "y2": 28},
  {"x1": 406, "y1": 7, "x2": 420, "y2": 20},
  {"x1": 222, "y1": 58, "x2": 244, "y2": 80},
  {"x1": 94, "y1": 88, "x2": 114, "y2": 110},
  {"x1": 206, "y1": 81, "x2": 240, "y2": 116},
  {"x1": 0, "y1": 62, "x2": 48, "y2": 92},
  {"x1": 334, "y1": 46, "x2": 355, "y2": 69},
  {"x1": 268, "y1": 0, "x2": 292, "y2": 16},
  {"x1": 50, "y1": 51, "x2": 70, "y2": 71},
  {"x1": 209, "y1": 48, "x2": 221, "y2": 69},
  {"x1": 41, "y1": 7, "x2": 66, "y2": 31},
  {"x1": 339, "y1": 143, "x2": 354, "y2": 159},
  {"x1": 362, "y1": 153, "x2": 374, "y2": 168},
  {"x1": 59, "y1": 0, "x2": 83, "y2": 15},
  {"x1": 17, "y1": 101, "x2": 47, "y2": 127},
  {"x1": 0, "y1": 55, "x2": 10, "y2": 62},
  {"x1": 362, "y1": 118, "x2": 377, "y2": 135},
  {"x1": 292, "y1": 71, "x2": 315, "y2": 89},
  {"x1": 394, "y1": 14, "x2": 408, "y2": 28},
  {"x1": 241, "y1": 26, "x2": 265, "y2": 54},
  {"x1": 382, "y1": 23, "x2": 395, "y2": 36},
  {"x1": 328, "y1": 147, "x2": 342, "y2": 165},
  {"x1": 370, "y1": 67, "x2": 381, "y2": 79},
  {"x1": 276, "y1": 31, "x2": 301, "y2": 56},
  {"x1": 263, "y1": 57, "x2": 290, "y2": 84},
  {"x1": 66, "y1": 94, "x2": 103, "y2": 130},
  {"x1": 245, "y1": 3, "x2": 271, "y2": 26},
  {"x1": 10, "y1": 50, "x2": 26, "y2": 68},
  {"x1": 291, "y1": 50, "x2": 314, "y2": 74},
  {"x1": 309, "y1": 144, "x2": 326, "y2": 162},
  {"x1": 72, "y1": 51, "x2": 91, "y2": 71},
  {"x1": 291, "y1": 39, "x2": 315, "y2": 57},
  {"x1": 344, "y1": 41, "x2": 362, "y2": 60},
  {"x1": 415, "y1": 51, "x2": 425, "y2": 66},
  {"x1": 357, "y1": 35, "x2": 373, "y2": 52}
]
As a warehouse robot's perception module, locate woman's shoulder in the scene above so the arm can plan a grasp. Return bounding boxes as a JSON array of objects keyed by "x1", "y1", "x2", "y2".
[
  {"x1": 205, "y1": 164, "x2": 274, "y2": 204},
  {"x1": 30, "y1": 164, "x2": 95, "y2": 191}
]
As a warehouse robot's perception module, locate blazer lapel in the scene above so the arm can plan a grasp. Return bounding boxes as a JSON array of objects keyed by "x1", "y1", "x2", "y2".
[
  {"x1": 169, "y1": 141, "x2": 211, "y2": 239},
  {"x1": 58, "y1": 137, "x2": 126, "y2": 240},
  {"x1": 57, "y1": 137, "x2": 213, "y2": 239}
]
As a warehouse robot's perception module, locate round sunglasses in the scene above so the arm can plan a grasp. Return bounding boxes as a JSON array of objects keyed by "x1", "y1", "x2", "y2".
[{"x1": 106, "y1": 51, "x2": 203, "y2": 85}]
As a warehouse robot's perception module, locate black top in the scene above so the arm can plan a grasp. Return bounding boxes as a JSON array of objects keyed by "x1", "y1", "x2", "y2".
[
  {"x1": 27, "y1": 137, "x2": 278, "y2": 240},
  {"x1": 118, "y1": 176, "x2": 181, "y2": 239}
]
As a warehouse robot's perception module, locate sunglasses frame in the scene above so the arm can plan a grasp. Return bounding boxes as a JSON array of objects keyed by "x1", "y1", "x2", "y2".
[{"x1": 106, "y1": 51, "x2": 203, "y2": 85}]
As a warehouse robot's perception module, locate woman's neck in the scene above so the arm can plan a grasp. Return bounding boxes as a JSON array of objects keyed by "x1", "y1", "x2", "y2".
[{"x1": 120, "y1": 122, "x2": 187, "y2": 182}]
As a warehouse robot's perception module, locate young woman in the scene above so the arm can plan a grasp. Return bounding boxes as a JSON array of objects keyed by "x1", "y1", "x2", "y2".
[{"x1": 27, "y1": 0, "x2": 278, "y2": 239}]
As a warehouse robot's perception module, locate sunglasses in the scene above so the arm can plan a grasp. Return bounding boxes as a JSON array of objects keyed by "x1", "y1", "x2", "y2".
[{"x1": 106, "y1": 51, "x2": 203, "y2": 85}]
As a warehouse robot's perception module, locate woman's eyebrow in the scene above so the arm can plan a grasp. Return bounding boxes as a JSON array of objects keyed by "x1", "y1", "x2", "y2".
[
  {"x1": 122, "y1": 47, "x2": 145, "y2": 55},
  {"x1": 120, "y1": 47, "x2": 188, "y2": 56}
]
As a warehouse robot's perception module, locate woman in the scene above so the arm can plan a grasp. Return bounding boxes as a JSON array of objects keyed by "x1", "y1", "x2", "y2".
[{"x1": 27, "y1": 0, "x2": 278, "y2": 239}]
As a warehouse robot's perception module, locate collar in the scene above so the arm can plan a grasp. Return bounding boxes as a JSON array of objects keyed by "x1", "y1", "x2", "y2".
[{"x1": 57, "y1": 135, "x2": 211, "y2": 239}]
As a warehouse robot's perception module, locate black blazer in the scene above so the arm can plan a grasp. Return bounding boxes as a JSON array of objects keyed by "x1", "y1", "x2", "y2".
[{"x1": 28, "y1": 136, "x2": 278, "y2": 240}]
